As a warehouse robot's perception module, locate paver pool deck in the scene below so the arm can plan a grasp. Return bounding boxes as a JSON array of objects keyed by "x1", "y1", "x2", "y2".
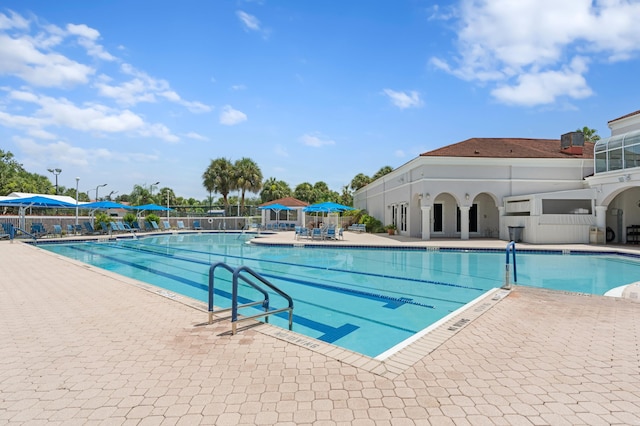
[{"x1": 1, "y1": 231, "x2": 640, "y2": 425}]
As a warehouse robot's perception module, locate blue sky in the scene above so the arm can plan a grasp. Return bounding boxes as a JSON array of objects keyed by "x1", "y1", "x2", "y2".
[{"x1": 1, "y1": 1, "x2": 640, "y2": 200}]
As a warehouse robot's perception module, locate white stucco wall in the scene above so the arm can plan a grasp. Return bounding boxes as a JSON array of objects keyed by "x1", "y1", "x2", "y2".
[{"x1": 354, "y1": 155, "x2": 594, "y2": 242}]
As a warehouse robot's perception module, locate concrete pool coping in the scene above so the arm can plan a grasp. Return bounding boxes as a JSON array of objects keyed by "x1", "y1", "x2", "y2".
[{"x1": 2, "y1": 233, "x2": 640, "y2": 424}]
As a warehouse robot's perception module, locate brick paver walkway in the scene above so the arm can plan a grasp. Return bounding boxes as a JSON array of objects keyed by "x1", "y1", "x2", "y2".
[{"x1": 1, "y1": 238, "x2": 639, "y2": 425}]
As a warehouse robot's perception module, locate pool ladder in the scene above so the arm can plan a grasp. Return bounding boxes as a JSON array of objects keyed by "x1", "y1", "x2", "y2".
[
  {"x1": 208, "y1": 262, "x2": 294, "y2": 335},
  {"x1": 503, "y1": 241, "x2": 517, "y2": 290}
]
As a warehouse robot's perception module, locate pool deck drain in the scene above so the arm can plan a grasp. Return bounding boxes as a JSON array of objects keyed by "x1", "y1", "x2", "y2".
[{"x1": 2, "y1": 234, "x2": 640, "y2": 425}]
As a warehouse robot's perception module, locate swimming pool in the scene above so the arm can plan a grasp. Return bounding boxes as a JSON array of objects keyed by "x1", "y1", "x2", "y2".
[{"x1": 40, "y1": 233, "x2": 640, "y2": 357}]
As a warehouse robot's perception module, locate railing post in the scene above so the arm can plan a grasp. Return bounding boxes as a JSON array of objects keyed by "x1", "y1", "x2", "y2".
[{"x1": 503, "y1": 241, "x2": 517, "y2": 289}]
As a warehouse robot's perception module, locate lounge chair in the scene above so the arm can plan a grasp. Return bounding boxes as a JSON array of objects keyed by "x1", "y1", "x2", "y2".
[
  {"x1": 144, "y1": 221, "x2": 154, "y2": 231},
  {"x1": 150, "y1": 221, "x2": 160, "y2": 231},
  {"x1": 52, "y1": 224, "x2": 63, "y2": 237},
  {"x1": 325, "y1": 227, "x2": 337, "y2": 240},
  {"x1": 100, "y1": 222, "x2": 110, "y2": 234},
  {"x1": 311, "y1": 227, "x2": 323, "y2": 240},
  {"x1": 30, "y1": 222, "x2": 46, "y2": 238},
  {"x1": 117, "y1": 222, "x2": 133, "y2": 232},
  {"x1": 162, "y1": 221, "x2": 171, "y2": 230},
  {"x1": 193, "y1": 220, "x2": 202, "y2": 230},
  {"x1": 296, "y1": 227, "x2": 310, "y2": 240},
  {"x1": 67, "y1": 224, "x2": 75, "y2": 235},
  {"x1": 177, "y1": 221, "x2": 185, "y2": 230},
  {"x1": 83, "y1": 221, "x2": 99, "y2": 235},
  {"x1": 131, "y1": 221, "x2": 142, "y2": 231}
]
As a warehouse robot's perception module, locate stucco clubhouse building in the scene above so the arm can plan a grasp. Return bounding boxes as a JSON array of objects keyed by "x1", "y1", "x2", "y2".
[{"x1": 354, "y1": 110, "x2": 640, "y2": 244}]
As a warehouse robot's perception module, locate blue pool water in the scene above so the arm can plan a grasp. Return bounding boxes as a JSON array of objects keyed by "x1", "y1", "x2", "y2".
[{"x1": 40, "y1": 234, "x2": 640, "y2": 357}]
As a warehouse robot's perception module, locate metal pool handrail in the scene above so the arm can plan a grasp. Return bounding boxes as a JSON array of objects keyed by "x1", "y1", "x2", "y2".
[
  {"x1": 503, "y1": 241, "x2": 517, "y2": 289},
  {"x1": 208, "y1": 262, "x2": 269, "y2": 324},
  {"x1": 231, "y1": 265, "x2": 294, "y2": 335}
]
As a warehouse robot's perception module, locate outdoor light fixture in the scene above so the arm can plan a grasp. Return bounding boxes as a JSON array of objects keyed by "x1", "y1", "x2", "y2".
[
  {"x1": 425, "y1": 193, "x2": 430, "y2": 200},
  {"x1": 95, "y1": 183, "x2": 107, "y2": 201},
  {"x1": 47, "y1": 168, "x2": 62, "y2": 195},
  {"x1": 465, "y1": 193, "x2": 470, "y2": 200},
  {"x1": 150, "y1": 181, "x2": 160, "y2": 197}
]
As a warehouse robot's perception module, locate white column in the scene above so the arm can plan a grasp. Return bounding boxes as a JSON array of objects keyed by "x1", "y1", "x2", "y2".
[
  {"x1": 459, "y1": 205, "x2": 470, "y2": 240},
  {"x1": 498, "y1": 206, "x2": 505, "y2": 240},
  {"x1": 595, "y1": 205, "x2": 607, "y2": 229},
  {"x1": 421, "y1": 206, "x2": 431, "y2": 240}
]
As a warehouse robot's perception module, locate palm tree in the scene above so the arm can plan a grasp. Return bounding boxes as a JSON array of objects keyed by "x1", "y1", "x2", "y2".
[
  {"x1": 294, "y1": 182, "x2": 315, "y2": 203},
  {"x1": 129, "y1": 184, "x2": 152, "y2": 206},
  {"x1": 260, "y1": 178, "x2": 292, "y2": 203},
  {"x1": 576, "y1": 126, "x2": 601, "y2": 143},
  {"x1": 350, "y1": 173, "x2": 371, "y2": 191},
  {"x1": 234, "y1": 157, "x2": 263, "y2": 216},
  {"x1": 372, "y1": 166, "x2": 394, "y2": 180},
  {"x1": 202, "y1": 158, "x2": 235, "y2": 214}
]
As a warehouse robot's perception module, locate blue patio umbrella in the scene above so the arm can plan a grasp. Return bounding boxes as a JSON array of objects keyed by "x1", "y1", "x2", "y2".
[
  {"x1": 303, "y1": 201, "x2": 355, "y2": 213},
  {"x1": 258, "y1": 203, "x2": 293, "y2": 228},
  {"x1": 131, "y1": 203, "x2": 173, "y2": 211},
  {"x1": 0, "y1": 196, "x2": 78, "y2": 232},
  {"x1": 303, "y1": 202, "x2": 355, "y2": 227},
  {"x1": 81, "y1": 200, "x2": 132, "y2": 210},
  {"x1": 0, "y1": 195, "x2": 77, "y2": 208}
]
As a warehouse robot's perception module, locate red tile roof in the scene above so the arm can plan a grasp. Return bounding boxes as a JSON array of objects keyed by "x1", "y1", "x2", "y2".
[
  {"x1": 608, "y1": 110, "x2": 640, "y2": 124},
  {"x1": 421, "y1": 138, "x2": 594, "y2": 159},
  {"x1": 259, "y1": 197, "x2": 308, "y2": 207}
]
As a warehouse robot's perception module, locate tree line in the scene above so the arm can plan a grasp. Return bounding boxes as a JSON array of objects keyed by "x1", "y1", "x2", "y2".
[{"x1": 0, "y1": 148, "x2": 394, "y2": 216}]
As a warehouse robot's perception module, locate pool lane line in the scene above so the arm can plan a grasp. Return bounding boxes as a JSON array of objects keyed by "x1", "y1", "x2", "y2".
[
  {"x1": 64, "y1": 244, "x2": 368, "y2": 342},
  {"x1": 94, "y1": 241, "x2": 440, "y2": 309},
  {"x1": 108, "y1": 241, "x2": 457, "y2": 308},
  {"x1": 116, "y1": 239, "x2": 486, "y2": 292}
]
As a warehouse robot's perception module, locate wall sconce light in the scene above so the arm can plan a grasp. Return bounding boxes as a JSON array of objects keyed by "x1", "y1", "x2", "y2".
[
  {"x1": 399, "y1": 177, "x2": 404, "y2": 183},
  {"x1": 465, "y1": 193, "x2": 470, "y2": 200},
  {"x1": 626, "y1": 174, "x2": 631, "y2": 181},
  {"x1": 425, "y1": 193, "x2": 430, "y2": 200}
]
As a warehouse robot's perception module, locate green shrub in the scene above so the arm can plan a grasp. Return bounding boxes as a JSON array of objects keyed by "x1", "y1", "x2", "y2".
[
  {"x1": 146, "y1": 213, "x2": 160, "y2": 225},
  {"x1": 123, "y1": 212, "x2": 137, "y2": 226},
  {"x1": 94, "y1": 212, "x2": 110, "y2": 227},
  {"x1": 359, "y1": 213, "x2": 384, "y2": 233}
]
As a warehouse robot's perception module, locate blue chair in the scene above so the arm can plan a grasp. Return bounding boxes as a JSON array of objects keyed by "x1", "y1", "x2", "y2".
[
  {"x1": 177, "y1": 221, "x2": 185, "y2": 230},
  {"x1": 163, "y1": 221, "x2": 171, "y2": 230},
  {"x1": 52, "y1": 224, "x2": 63, "y2": 236},
  {"x1": 193, "y1": 220, "x2": 202, "y2": 230},
  {"x1": 311, "y1": 228, "x2": 323, "y2": 240}
]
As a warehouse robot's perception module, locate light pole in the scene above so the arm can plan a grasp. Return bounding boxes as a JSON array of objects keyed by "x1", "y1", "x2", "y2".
[
  {"x1": 75, "y1": 177, "x2": 80, "y2": 232},
  {"x1": 47, "y1": 168, "x2": 62, "y2": 194},
  {"x1": 150, "y1": 181, "x2": 160, "y2": 201},
  {"x1": 166, "y1": 189, "x2": 170, "y2": 221},
  {"x1": 107, "y1": 190, "x2": 118, "y2": 201},
  {"x1": 95, "y1": 183, "x2": 107, "y2": 201}
]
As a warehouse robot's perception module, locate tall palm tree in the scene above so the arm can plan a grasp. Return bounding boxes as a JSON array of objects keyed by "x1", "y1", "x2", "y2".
[
  {"x1": 350, "y1": 173, "x2": 371, "y2": 191},
  {"x1": 234, "y1": 157, "x2": 263, "y2": 216},
  {"x1": 260, "y1": 178, "x2": 292, "y2": 203},
  {"x1": 577, "y1": 126, "x2": 601, "y2": 143},
  {"x1": 372, "y1": 166, "x2": 394, "y2": 180},
  {"x1": 202, "y1": 158, "x2": 235, "y2": 214}
]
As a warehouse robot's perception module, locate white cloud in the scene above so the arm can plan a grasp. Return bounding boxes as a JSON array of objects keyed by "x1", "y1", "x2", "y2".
[
  {"x1": 491, "y1": 57, "x2": 592, "y2": 106},
  {"x1": 382, "y1": 89, "x2": 423, "y2": 109},
  {"x1": 15, "y1": 137, "x2": 159, "y2": 168},
  {"x1": 0, "y1": 10, "x2": 29, "y2": 30},
  {"x1": 219, "y1": 105, "x2": 247, "y2": 125},
  {"x1": 394, "y1": 149, "x2": 406, "y2": 158},
  {"x1": 300, "y1": 133, "x2": 335, "y2": 148},
  {"x1": 432, "y1": 0, "x2": 640, "y2": 106},
  {"x1": 95, "y1": 64, "x2": 211, "y2": 112},
  {"x1": 4, "y1": 89, "x2": 184, "y2": 142},
  {"x1": 185, "y1": 132, "x2": 208, "y2": 141},
  {"x1": 237, "y1": 11, "x2": 261, "y2": 31},
  {"x1": 0, "y1": 33, "x2": 94, "y2": 88}
]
